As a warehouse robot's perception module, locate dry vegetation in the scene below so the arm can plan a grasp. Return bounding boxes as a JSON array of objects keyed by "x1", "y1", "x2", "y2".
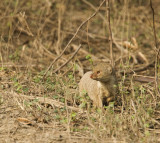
[{"x1": 0, "y1": 0, "x2": 160, "y2": 142}]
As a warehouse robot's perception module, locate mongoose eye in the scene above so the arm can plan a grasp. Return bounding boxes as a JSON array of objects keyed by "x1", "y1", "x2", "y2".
[{"x1": 97, "y1": 71, "x2": 100, "y2": 74}]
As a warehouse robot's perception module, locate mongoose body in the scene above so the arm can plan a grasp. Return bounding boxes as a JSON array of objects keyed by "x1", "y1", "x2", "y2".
[{"x1": 79, "y1": 63, "x2": 117, "y2": 108}]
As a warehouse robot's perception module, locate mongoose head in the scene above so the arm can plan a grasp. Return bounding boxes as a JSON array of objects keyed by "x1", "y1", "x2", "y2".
[{"x1": 90, "y1": 63, "x2": 112, "y2": 82}]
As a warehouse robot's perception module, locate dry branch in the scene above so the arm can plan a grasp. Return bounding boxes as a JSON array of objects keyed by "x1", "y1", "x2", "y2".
[
  {"x1": 150, "y1": 0, "x2": 160, "y2": 95},
  {"x1": 9, "y1": 91, "x2": 82, "y2": 113},
  {"x1": 106, "y1": 0, "x2": 114, "y2": 67},
  {"x1": 53, "y1": 44, "x2": 81, "y2": 73},
  {"x1": 43, "y1": 0, "x2": 106, "y2": 78},
  {"x1": 133, "y1": 75, "x2": 160, "y2": 83}
]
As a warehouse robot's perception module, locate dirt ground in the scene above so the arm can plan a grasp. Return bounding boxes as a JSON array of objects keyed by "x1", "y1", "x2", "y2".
[{"x1": 0, "y1": 0, "x2": 160, "y2": 142}]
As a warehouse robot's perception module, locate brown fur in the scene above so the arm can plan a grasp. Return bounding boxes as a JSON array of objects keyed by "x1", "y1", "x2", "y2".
[{"x1": 79, "y1": 63, "x2": 117, "y2": 108}]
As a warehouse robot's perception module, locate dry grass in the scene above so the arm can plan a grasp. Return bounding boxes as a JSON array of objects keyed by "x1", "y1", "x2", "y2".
[{"x1": 0, "y1": 0, "x2": 160, "y2": 142}]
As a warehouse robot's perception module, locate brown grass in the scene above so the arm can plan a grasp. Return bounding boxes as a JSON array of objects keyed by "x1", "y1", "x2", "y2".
[{"x1": 0, "y1": 0, "x2": 160, "y2": 142}]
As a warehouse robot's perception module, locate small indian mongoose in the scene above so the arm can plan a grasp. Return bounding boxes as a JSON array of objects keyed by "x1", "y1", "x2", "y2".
[{"x1": 79, "y1": 63, "x2": 117, "y2": 108}]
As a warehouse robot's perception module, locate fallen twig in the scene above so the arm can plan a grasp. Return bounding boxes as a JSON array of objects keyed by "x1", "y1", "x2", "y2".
[
  {"x1": 9, "y1": 91, "x2": 82, "y2": 113},
  {"x1": 133, "y1": 74, "x2": 160, "y2": 83}
]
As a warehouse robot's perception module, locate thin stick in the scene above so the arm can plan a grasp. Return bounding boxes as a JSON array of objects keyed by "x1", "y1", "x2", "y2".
[
  {"x1": 133, "y1": 74, "x2": 160, "y2": 83},
  {"x1": 82, "y1": 0, "x2": 107, "y2": 24},
  {"x1": 106, "y1": 0, "x2": 114, "y2": 67},
  {"x1": 10, "y1": 91, "x2": 82, "y2": 112},
  {"x1": 150, "y1": 0, "x2": 160, "y2": 95},
  {"x1": 106, "y1": 0, "x2": 120, "y2": 98},
  {"x1": 150, "y1": 0, "x2": 158, "y2": 49},
  {"x1": 43, "y1": 0, "x2": 106, "y2": 78},
  {"x1": 53, "y1": 44, "x2": 81, "y2": 73}
]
